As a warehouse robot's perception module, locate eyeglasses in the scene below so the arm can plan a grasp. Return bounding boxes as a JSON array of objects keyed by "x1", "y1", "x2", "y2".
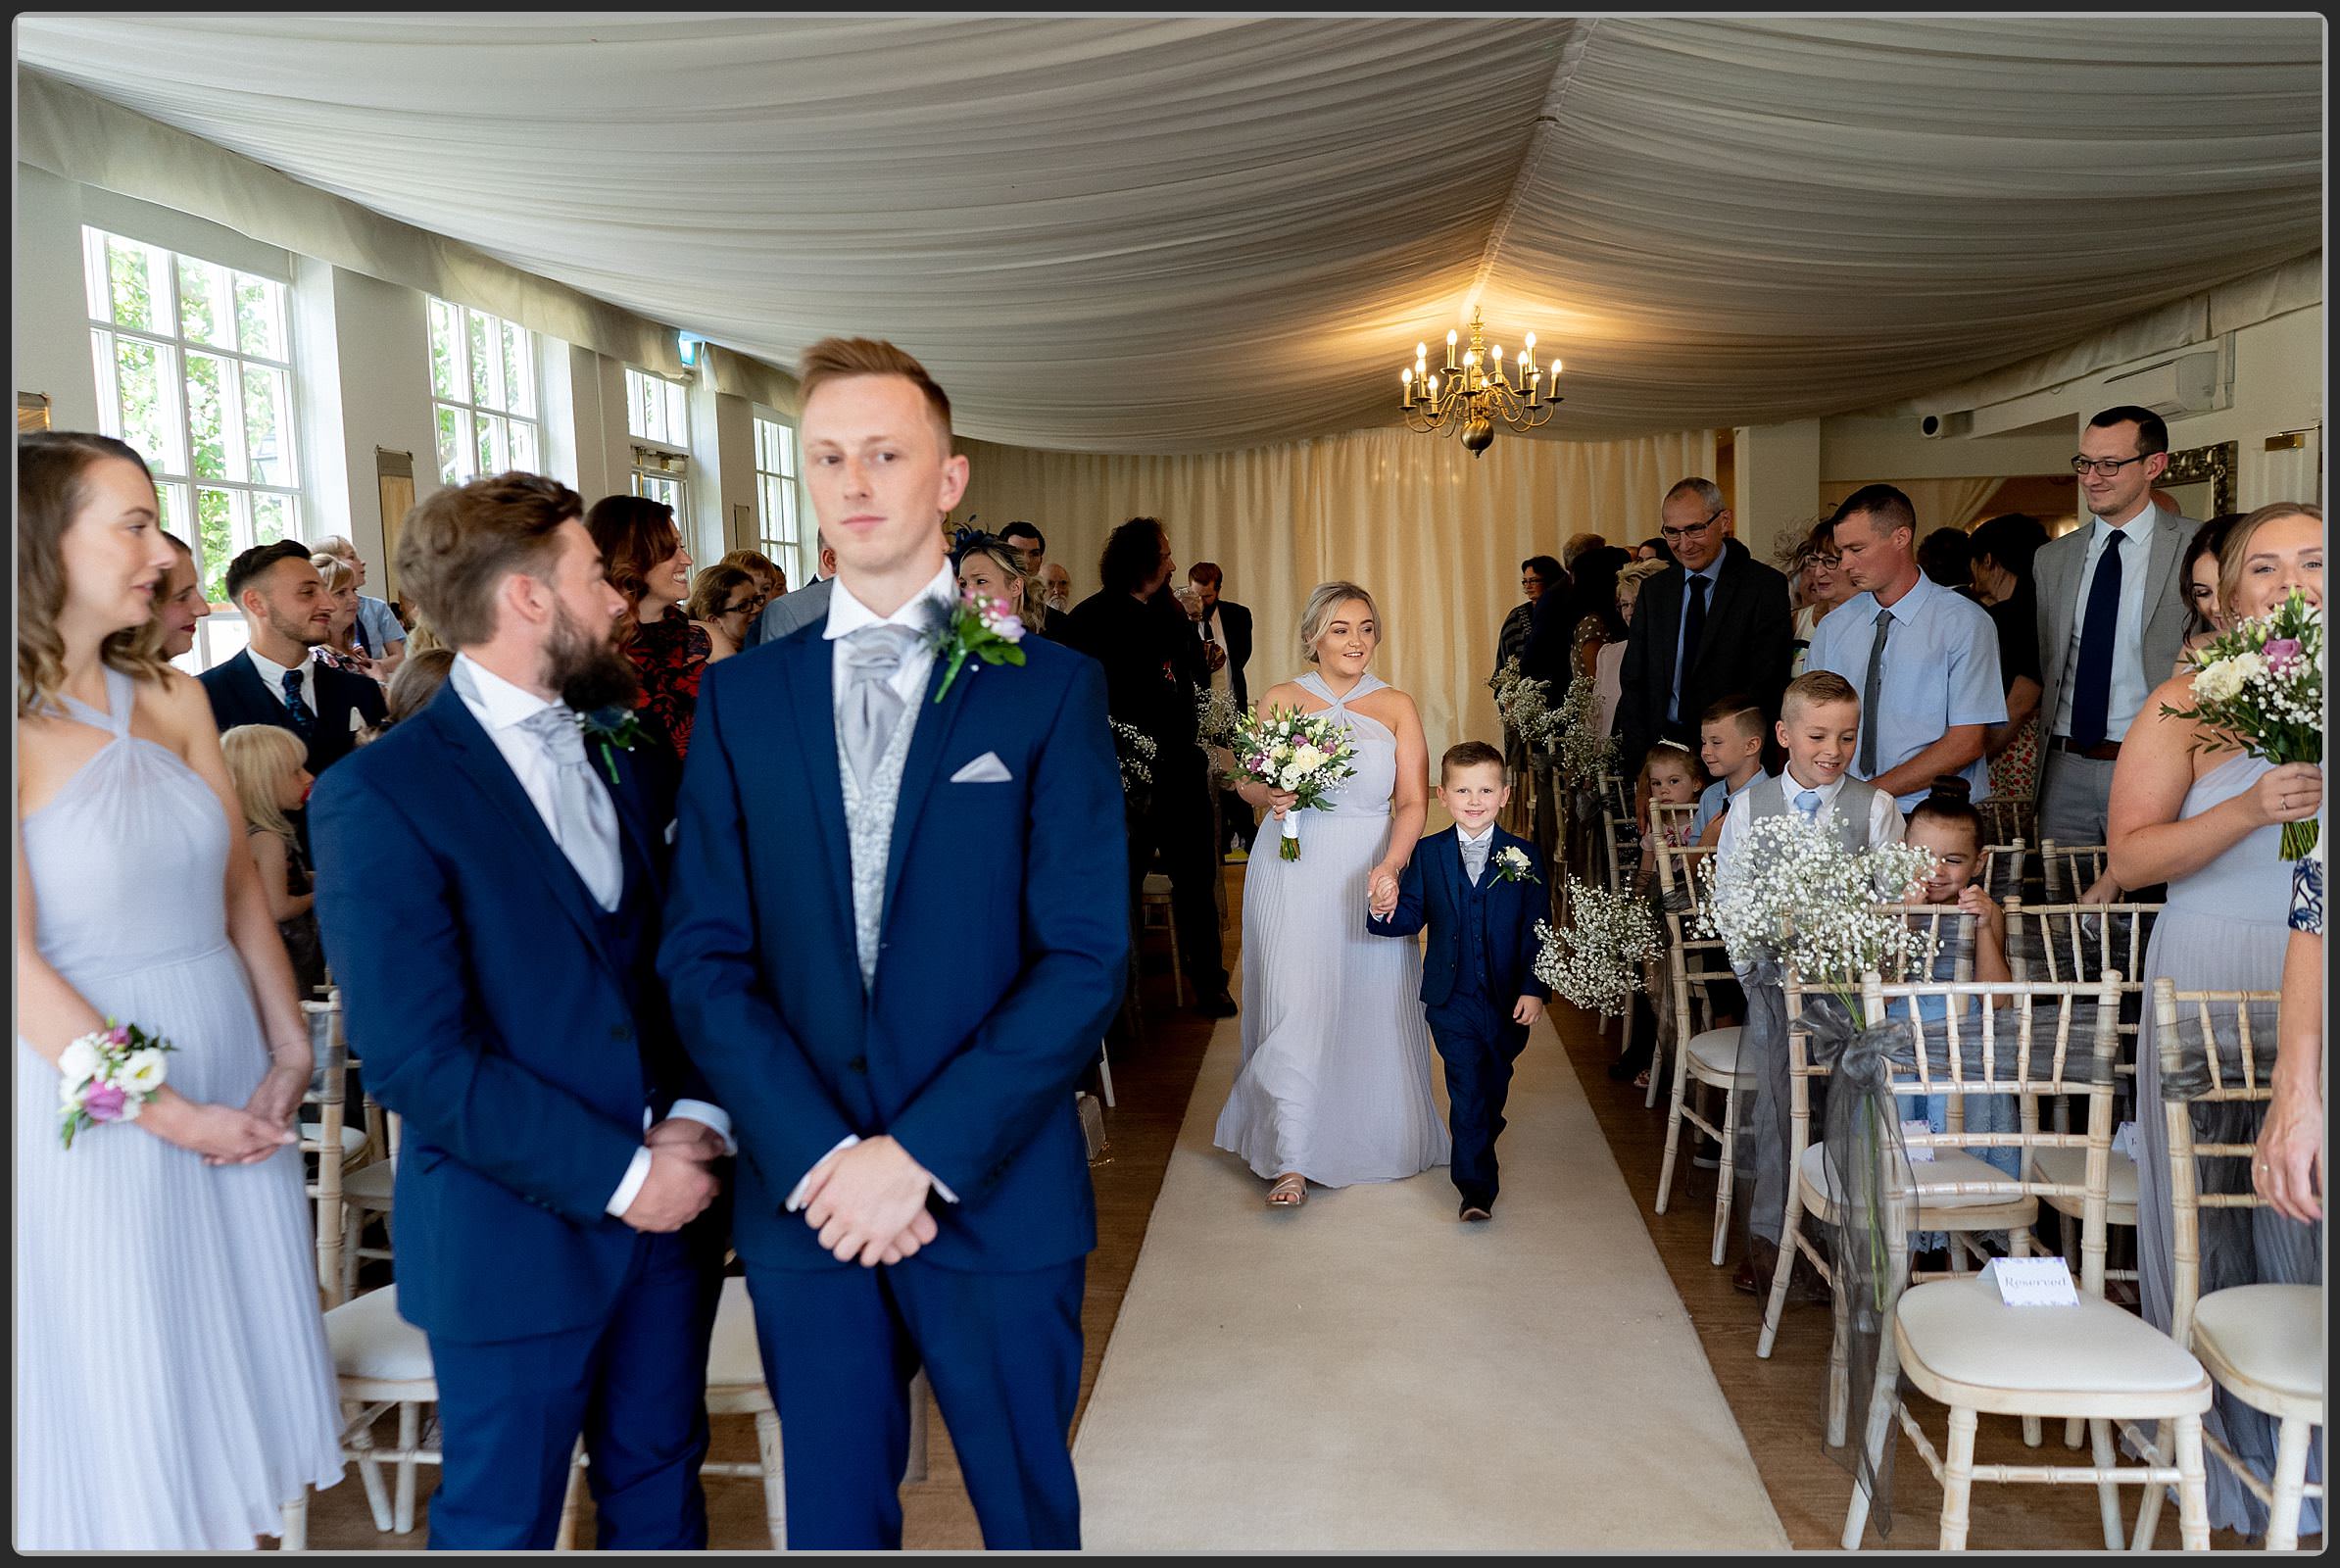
[
  {"x1": 720, "y1": 597, "x2": 761, "y2": 617},
  {"x1": 1810, "y1": 552, "x2": 1842, "y2": 569},
  {"x1": 1660, "y1": 508, "x2": 1723, "y2": 544},
  {"x1": 2071, "y1": 454, "x2": 2149, "y2": 476}
]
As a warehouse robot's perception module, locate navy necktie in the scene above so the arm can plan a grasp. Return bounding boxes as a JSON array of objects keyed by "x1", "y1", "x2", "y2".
[
  {"x1": 279, "y1": 667, "x2": 316, "y2": 738},
  {"x1": 2070, "y1": 530, "x2": 2124, "y2": 749},
  {"x1": 1671, "y1": 574, "x2": 1710, "y2": 725}
]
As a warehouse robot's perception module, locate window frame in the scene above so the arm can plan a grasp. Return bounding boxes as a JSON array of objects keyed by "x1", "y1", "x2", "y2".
[
  {"x1": 82, "y1": 225, "x2": 303, "y2": 671},
  {"x1": 426, "y1": 296, "x2": 542, "y2": 488},
  {"x1": 751, "y1": 410, "x2": 804, "y2": 582},
  {"x1": 624, "y1": 366, "x2": 693, "y2": 518}
]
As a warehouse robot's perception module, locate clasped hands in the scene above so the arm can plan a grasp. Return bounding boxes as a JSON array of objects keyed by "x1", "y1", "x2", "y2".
[
  {"x1": 620, "y1": 1116, "x2": 728, "y2": 1234},
  {"x1": 799, "y1": 1136, "x2": 941, "y2": 1267}
]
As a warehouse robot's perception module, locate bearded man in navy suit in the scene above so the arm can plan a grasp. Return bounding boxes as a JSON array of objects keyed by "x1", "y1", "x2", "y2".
[{"x1": 660, "y1": 337, "x2": 1127, "y2": 1550}]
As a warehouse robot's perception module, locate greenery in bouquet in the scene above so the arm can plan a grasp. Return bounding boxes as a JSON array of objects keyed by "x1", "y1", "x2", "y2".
[
  {"x1": 1533, "y1": 879, "x2": 1661, "y2": 1018},
  {"x1": 2161, "y1": 589, "x2": 2323, "y2": 858}
]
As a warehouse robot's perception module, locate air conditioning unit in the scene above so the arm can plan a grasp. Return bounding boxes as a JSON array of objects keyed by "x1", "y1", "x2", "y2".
[{"x1": 2100, "y1": 350, "x2": 2221, "y2": 419}]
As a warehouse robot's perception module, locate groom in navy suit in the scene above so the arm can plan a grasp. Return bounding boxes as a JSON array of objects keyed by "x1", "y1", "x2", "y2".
[
  {"x1": 1367, "y1": 741, "x2": 1551, "y2": 1220},
  {"x1": 312, "y1": 472, "x2": 731, "y2": 1549},
  {"x1": 660, "y1": 337, "x2": 1128, "y2": 1550}
]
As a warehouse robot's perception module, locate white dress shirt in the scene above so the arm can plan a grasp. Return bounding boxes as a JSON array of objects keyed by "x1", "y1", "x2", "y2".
[
  {"x1": 243, "y1": 645, "x2": 317, "y2": 716},
  {"x1": 787, "y1": 565, "x2": 961, "y2": 1213},
  {"x1": 451, "y1": 653, "x2": 732, "y2": 1219},
  {"x1": 2051, "y1": 501, "x2": 2156, "y2": 742},
  {"x1": 1198, "y1": 610, "x2": 1234, "y2": 699},
  {"x1": 1715, "y1": 766, "x2": 1906, "y2": 874}
]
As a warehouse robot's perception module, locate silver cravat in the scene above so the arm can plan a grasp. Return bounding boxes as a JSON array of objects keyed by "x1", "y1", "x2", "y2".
[{"x1": 517, "y1": 706, "x2": 624, "y2": 910}]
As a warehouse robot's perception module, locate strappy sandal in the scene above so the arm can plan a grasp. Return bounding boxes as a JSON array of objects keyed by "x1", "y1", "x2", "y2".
[{"x1": 1266, "y1": 1172, "x2": 1307, "y2": 1208}]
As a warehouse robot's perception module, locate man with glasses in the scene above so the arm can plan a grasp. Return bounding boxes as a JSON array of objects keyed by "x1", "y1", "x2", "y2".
[
  {"x1": 2030, "y1": 405, "x2": 2197, "y2": 855},
  {"x1": 1613, "y1": 478, "x2": 1793, "y2": 779}
]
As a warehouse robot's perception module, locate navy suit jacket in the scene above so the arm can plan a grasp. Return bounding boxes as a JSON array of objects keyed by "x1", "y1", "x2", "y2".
[
  {"x1": 658, "y1": 616, "x2": 1130, "y2": 1273},
  {"x1": 1366, "y1": 825, "x2": 1552, "y2": 1011},
  {"x1": 199, "y1": 649, "x2": 386, "y2": 774},
  {"x1": 309, "y1": 679, "x2": 717, "y2": 1344}
]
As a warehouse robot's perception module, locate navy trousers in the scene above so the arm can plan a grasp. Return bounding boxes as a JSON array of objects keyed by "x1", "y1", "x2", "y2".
[
  {"x1": 1428, "y1": 987, "x2": 1533, "y2": 1208},
  {"x1": 744, "y1": 1254, "x2": 1086, "y2": 1550},
  {"x1": 423, "y1": 1231, "x2": 722, "y2": 1549}
]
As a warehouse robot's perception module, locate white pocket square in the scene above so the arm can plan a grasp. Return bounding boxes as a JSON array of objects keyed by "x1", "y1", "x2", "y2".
[{"x1": 951, "y1": 752, "x2": 1012, "y2": 784}]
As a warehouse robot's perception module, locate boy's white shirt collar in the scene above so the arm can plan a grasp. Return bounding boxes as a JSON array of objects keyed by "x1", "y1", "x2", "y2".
[
  {"x1": 1455, "y1": 822, "x2": 1497, "y2": 846},
  {"x1": 1779, "y1": 764, "x2": 1847, "y2": 805}
]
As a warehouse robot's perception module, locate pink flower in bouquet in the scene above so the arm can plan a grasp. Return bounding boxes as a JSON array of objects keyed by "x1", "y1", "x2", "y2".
[
  {"x1": 975, "y1": 593, "x2": 1026, "y2": 644},
  {"x1": 82, "y1": 1083, "x2": 128, "y2": 1123},
  {"x1": 2264, "y1": 636, "x2": 2303, "y2": 673},
  {"x1": 107, "y1": 1025, "x2": 129, "y2": 1047}
]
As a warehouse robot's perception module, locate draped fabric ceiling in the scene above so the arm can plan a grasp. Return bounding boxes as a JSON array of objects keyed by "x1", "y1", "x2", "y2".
[{"x1": 16, "y1": 15, "x2": 2324, "y2": 453}]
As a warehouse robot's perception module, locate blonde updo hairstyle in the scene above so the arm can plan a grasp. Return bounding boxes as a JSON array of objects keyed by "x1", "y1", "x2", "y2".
[
  {"x1": 1615, "y1": 558, "x2": 1671, "y2": 605},
  {"x1": 1297, "y1": 580, "x2": 1382, "y2": 664}
]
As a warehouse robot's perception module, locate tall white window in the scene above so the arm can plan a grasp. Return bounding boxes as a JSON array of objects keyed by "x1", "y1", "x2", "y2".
[
  {"x1": 753, "y1": 414, "x2": 802, "y2": 577},
  {"x1": 428, "y1": 297, "x2": 539, "y2": 485},
  {"x1": 624, "y1": 367, "x2": 691, "y2": 514},
  {"x1": 83, "y1": 227, "x2": 301, "y2": 619}
]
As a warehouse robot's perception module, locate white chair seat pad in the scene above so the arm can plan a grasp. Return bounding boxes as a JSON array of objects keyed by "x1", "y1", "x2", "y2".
[
  {"x1": 1897, "y1": 1277, "x2": 2210, "y2": 1409},
  {"x1": 2193, "y1": 1284, "x2": 2324, "y2": 1409},
  {"x1": 1798, "y1": 1141, "x2": 2037, "y2": 1219},
  {"x1": 1684, "y1": 1026, "x2": 1741, "y2": 1080},
  {"x1": 707, "y1": 1276, "x2": 767, "y2": 1389},
  {"x1": 324, "y1": 1286, "x2": 434, "y2": 1384},
  {"x1": 2028, "y1": 1145, "x2": 2138, "y2": 1216},
  {"x1": 342, "y1": 1160, "x2": 397, "y2": 1204}
]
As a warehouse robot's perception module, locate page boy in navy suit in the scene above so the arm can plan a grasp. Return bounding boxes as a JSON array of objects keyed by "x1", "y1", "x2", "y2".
[{"x1": 1367, "y1": 740, "x2": 1550, "y2": 1221}]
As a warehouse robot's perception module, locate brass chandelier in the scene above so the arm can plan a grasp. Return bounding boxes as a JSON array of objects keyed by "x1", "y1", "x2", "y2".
[{"x1": 1399, "y1": 307, "x2": 1560, "y2": 457}]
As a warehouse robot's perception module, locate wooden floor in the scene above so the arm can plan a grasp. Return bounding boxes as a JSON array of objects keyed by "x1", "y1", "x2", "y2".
[
  {"x1": 295, "y1": 868, "x2": 1231, "y2": 1551},
  {"x1": 1547, "y1": 996, "x2": 2273, "y2": 1552}
]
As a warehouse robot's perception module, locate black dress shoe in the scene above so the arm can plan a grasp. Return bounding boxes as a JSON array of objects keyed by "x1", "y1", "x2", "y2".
[
  {"x1": 1459, "y1": 1199, "x2": 1493, "y2": 1222},
  {"x1": 1191, "y1": 989, "x2": 1239, "y2": 1019}
]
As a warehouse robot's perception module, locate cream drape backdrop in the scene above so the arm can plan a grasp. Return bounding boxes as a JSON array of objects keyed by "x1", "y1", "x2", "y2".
[
  {"x1": 1821, "y1": 477, "x2": 2006, "y2": 535},
  {"x1": 957, "y1": 425, "x2": 1716, "y2": 769}
]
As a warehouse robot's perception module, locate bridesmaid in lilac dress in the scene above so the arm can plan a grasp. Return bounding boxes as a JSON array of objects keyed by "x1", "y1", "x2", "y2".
[
  {"x1": 15, "y1": 433, "x2": 342, "y2": 1548},
  {"x1": 2109, "y1": 503, "x2": 2322, "y2": 1539},
  {"x1": 1215, "y1": 582, "x2": 1448, "y2": 1206}
]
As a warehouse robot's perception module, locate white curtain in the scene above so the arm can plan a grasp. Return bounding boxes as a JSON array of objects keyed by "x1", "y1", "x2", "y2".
[
  {"x1": 957, "y1": 425, "x2": 1716, "y2": 763},
  {"x1": 1821, "y1": 477, "x2": 2006, "y2": 534}
]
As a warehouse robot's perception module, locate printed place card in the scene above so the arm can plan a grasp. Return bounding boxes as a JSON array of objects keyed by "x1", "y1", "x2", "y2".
[
  {"x1": 1985, "y1": 1255, "x2": 2080, "y2": 1307},
  {"x1": 2111, "y1": 1120, "x2": 2140, "y2": 1161},
  {"x1": 1901, "y1": 1120, "x2": 1935, "y2": 1161}
]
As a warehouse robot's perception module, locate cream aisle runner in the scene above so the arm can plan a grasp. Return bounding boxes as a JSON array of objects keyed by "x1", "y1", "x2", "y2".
[{"x1": 1073, "y1": 1011, "x2": 1789, "y2": 1550}]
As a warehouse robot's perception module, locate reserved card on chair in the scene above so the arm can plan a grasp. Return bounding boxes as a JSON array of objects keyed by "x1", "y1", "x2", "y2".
[
  {"x1": 1901, "y1": 1119, "x2": 1935, "y2": 1160},
  {"x1": 2111, "y1": 1120, "x2": 2140, "y2": 1161},
  {"x1": 1983, "y1": 1255, "x2": 2080, "y2": 1307}
]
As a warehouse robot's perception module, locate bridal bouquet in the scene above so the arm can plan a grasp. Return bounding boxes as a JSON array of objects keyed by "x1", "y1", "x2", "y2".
[
  {"x1": 2162, "y1": 589, "x2": 2323, "y2": 858},
  {"x1": 1229, "y1": 706, "x2": 1359, "y2": 860},
  {"x1": 1533, "y1": 879, "x2": 1661, "y2": 1018},
  {"x1": 1697, "y1": 812, "x2": 1939, "y2": 1010},
  {"x1": 57, "y1": 1019, "x2": 175, "y2": 1149}
]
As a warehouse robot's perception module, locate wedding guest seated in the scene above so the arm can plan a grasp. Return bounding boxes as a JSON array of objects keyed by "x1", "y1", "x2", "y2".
[
  {"x1": 155, "y1": 528, "x2": 213, "y2": 662},
  {"x1": 1364, "y1": 740, "x2": 1549, "y2": 1221},
  {"x1": 312, "y1": 532, "x2": 408, "y2": 676},
  {"x1": 1634, "y1": 740, "x2": 1708, "y2": 891},
  {"x1": 584, "y1": 494, "x2": 724, "y2": 762},
  {"x1": 714, "y1": 548, "x2": 785, "y2": 608},
  {"x1": 687, "y1": 563, "x2": 765, "y2": 659},
  {"x1": 1897, "y1": 776, "x2": 2019, "y2": 1267},
  {"x1": 221, "y1": 724, "x2": 328, "y2": 1000},
  {"x1": 310, "y1": 552, "x2": 380, "y2": 681},
  {"x1": 382, "y1": 647, "x2": 458, "y2": 731},
  {"x1": 1692, "y1": 695, "x2": 1769, "y2": 848}
]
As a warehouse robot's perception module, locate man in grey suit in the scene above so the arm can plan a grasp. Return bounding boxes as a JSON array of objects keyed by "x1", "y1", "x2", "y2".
[
  {"x1": 747, "y1": 530, "x2": 837, "y2": 648},
  {"x1": 2031, "y1": 405, "x2": 2197, "y2": 859}
]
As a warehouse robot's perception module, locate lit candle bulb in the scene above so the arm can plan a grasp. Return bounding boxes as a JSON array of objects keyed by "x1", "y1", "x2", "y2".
[
  {"x1": 1444, "y1": 329, "x2": 1458, "y2": 371},
  {"x1": 1428, "y1": 374, "x2": 1439, "y2": 402},
  {"x1": 1524, "y1": 331, "x2": 1537, "y2": 374},
  {"x1": 1553, "y1": 358, "x2": 1563, "y2": 376},
  {"x1": 1400, "y1": 367, "x2": 1413, "y2": 408}
]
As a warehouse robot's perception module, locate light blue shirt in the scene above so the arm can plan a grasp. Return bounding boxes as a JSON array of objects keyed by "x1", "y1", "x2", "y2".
[
  {"x1": 1690, "y1": 769, "x2": 1763, "y2": 839},
  {"x1": 2050, "y1": 502, "x2": 2156, "y2": 743},
  {"x1": 1806, "y1": 571, "x2": 2005, "y2": 810},
  {"x1": 1667, "y1": 557, "x2": 1726, "y2": 726},
  {"x1": 355, "y1": 594, "x2": 406, "y2": 657}
]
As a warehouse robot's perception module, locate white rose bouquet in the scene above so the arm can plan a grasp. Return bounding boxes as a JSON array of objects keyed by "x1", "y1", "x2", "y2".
[
  {"x1": 57, "y1": 1018, "x2": 176, "y2": 1149},
  {"x1": 2163, "y1": 589, "x2": 2322, "y2": 858},
  {"x1": 1229, "y1": 706, "x2": 1360, "y2": 860},
  {"x1": 1534, "y1": 878, "x2": 1661, "y2": 1018}
]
